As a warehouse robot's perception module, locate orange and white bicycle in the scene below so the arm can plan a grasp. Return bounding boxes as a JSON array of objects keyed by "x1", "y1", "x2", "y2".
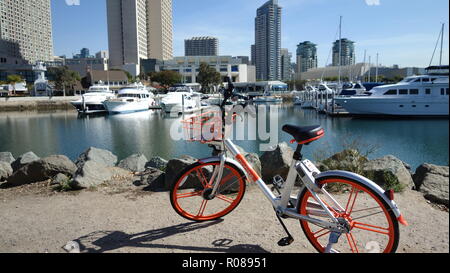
[{"x1": 169, "y1": 78, "x2": 408, "y2": 253}]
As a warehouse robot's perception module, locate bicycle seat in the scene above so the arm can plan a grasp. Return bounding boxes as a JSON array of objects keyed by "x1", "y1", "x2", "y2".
[{"x1": 282, "y1": 124, "x2": 325, "y2": 145}]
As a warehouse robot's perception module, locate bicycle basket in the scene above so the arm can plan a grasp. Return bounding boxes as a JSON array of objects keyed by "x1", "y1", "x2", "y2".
[{"x1": 181, "y1": 111, "x2": 223, "y2": 143}]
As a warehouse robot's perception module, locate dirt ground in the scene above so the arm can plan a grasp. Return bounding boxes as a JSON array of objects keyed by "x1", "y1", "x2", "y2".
[{"x1": 0, "y1": 181, "x2": 448, "y2": 253}]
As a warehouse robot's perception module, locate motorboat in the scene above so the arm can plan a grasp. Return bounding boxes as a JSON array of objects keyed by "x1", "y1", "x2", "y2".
[
  {"x1": 160, "y1": 86, "x2": 200, "y2": 113},
  {"x1": 339, "y1": 82, "x2": 367, "y2": 96},
  {"x1": 334, "y1": 66, "x2": 449, "y2": 116},
  {"x1": 253, "y1": 96, "x2": 283, "y2": 104},
  {"x1": 71, "y1": 82, "x2": 115, "y2": 114},
  {"x1": 103, "y1": 83, "x2": 155, "y2": 114}
]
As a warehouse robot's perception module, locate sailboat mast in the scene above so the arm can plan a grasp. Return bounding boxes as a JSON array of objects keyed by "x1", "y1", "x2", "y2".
[
  {"x1": 439, "y1": 23, "x2": 444, "y2": 66},
  {"x1": 338, "y1": 16, "x2": 342, "y2": 85}
]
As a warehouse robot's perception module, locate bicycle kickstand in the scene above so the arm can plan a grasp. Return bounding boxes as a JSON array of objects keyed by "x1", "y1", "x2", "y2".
[
  {"x1": 324, "y1": 232, "x2": 342, "y2": 253},
  {"x1": 275, "y1": 212, "x2": 294, "y2": 247}
]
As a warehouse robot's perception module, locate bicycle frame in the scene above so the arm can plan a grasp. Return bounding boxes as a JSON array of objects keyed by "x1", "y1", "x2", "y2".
[{"x1": 201, "y1": 139, "x2": 348, "y2": 233}]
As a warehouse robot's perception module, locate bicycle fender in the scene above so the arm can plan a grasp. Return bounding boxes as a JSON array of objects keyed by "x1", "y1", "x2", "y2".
[{"x1": 313, "y1": 170, "x2": 408, "y2": 226}]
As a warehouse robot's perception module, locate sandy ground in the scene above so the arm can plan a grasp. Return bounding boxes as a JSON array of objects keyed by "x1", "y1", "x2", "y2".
[{"x1": 0, "y1": 181, "x2": 448, "y2": 253}]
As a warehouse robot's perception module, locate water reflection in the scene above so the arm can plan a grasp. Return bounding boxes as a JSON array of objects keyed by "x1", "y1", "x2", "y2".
[{"x1": 0, "y1": 107, "x2": 448, "y2": 169}]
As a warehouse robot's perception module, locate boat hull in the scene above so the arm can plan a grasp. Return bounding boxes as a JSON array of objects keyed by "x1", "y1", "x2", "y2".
[
  {"x1": 334, "y1": 97, "x2": 449, "y2": 116},
  {"x1": 103, "y1": 100, "x2": 150, "y2": 114}
]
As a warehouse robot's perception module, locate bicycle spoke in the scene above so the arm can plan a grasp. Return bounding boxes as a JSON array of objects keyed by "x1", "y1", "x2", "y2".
[
  {"x1": 352, "y1": 210, "x2": 385, "y2": 221},
  {"x1": 345, "y1": 187, "x2": 359, "y2": 215},
  {"x1": 346, "y1": 233, "x2": 359, "y2": 253},
  {"x1": 177, "y1": 190, "x2": 202, "y2": 199},
  {"x1": 353, "y1": 222, "x2": 390, "y2": 235},
  {"x1": 196, "y1": 169, "x2": 210, "y2": 188},
  {"x1": 313, "y1": 228, "x2": 331, "y2": 239},
  {"x1": 216, "y1": 194, "x2": 234, "y2": 204},
  {"x1": 197, "y1": 200, "x2": 208, "y2": 217}
]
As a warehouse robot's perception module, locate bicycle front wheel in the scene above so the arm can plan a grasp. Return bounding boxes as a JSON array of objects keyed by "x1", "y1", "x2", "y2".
[
  {"x1": 298, "y1": 177, "x2": 400, "y2": 253},
  {"x1": 170, "y1": 161, "x2": 247, "y2": 222}
]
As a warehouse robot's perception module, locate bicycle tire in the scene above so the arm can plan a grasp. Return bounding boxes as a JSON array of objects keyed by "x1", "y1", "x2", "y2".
[
  {"x1": 298, "y1": 176, "x2": 400, "y2": 253},
  {"x1": 170, "y1": 161, "x2": 247, "y2": 222}
]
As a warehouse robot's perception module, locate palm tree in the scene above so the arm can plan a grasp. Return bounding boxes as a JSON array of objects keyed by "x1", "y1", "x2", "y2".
[{"x1": 6, "y1": 74, "x2": 23, "y2": 96}]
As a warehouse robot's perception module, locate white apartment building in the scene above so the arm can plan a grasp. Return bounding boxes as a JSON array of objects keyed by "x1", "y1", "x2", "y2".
[
  {"x1": 154, "y1": 56, "x2": 256, "y2": 84},
  {"x1": 107, "y1": 0, "x2": 173, "y2": 76},
  {"x1": 0, "y1": 0, "x2": 54, "y2": 64}
]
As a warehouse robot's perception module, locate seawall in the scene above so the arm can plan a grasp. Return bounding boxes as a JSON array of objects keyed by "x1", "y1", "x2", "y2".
[{"x1": 0, "y1": 96, "x2": 78, "y2": 112}]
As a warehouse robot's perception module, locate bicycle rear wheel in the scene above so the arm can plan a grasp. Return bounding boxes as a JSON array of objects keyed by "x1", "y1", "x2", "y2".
[
  {"x1": 170, "y1": 161, "x2": 247, "y2": 222},
  {"x1": 298, "y1": 177, "x2": 400, "y2": 253}
]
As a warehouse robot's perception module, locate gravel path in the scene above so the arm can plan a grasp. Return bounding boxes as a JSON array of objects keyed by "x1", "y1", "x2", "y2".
[{"x1": 0, "y1": 182, "x2": 448, "y2": 253}]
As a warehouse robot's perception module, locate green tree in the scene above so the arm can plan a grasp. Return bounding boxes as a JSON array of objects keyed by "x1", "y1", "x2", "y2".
[
  {"x1": 150, "y1": 71, "x2": 182, "y2": 87},
  {"x1": 6, "y1": 74, "x2": 24, "y2": 95},
  {"x1": 49, "y1": 66, "x2": 81, "y2": 96},
  {"x1": 197, "y1": 63, "x2": 221, "y2": 93}
]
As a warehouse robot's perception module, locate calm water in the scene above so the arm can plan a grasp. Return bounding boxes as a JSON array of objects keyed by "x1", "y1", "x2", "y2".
[{"x1": 0, "y1": 105, "x2": 448, "y2": 170}]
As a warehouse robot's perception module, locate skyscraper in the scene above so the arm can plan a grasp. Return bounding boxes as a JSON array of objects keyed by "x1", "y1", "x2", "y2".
[
  {"x1": 332, "y1": 38, "x2": 355, "y2": 66},
  {"x1": 254, "y1": 0, "x2": 282, "y2": 81},
  {"x1": 296, "y1": 41, "x2": 318, "y2": 74},
  {"x1": 0, "y1": 0, "x2": 54, "y2": 63},
  {"x1": 148, "y1": 0, "x2": 173, "y2": 61},
  {"x1": 184, "y1": 37, "x2": 219, "y2": 56},
  {"x1": 280, "y1": 48, "x2": 292, "y2": 81},
  {"x1": 107, "y1": 0, "x2": 173, "y2": 72}
]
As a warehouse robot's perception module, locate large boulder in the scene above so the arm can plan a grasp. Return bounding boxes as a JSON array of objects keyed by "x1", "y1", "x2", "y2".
[
  {"x1": 138, "y1": 167, "x2": 165, "y2": 191},
  {"x1": 75, "y1": 147, "x2": 117, "y2": 168},
  {"x1": 118, "y1": 154, "x2": 148, "y2": 173},
  {"x1": 165, "y1": 155, "x2": 198, "y2": 189},
  {"x1": 72, "y1": 160, "x2": 131, "y2": 189},
  {"x1": 7, "y1": 155, "x2": 77, "y2": 186},
  {"x1": 362, "y1": 155, "x2": 414, "y2": 192},
  {"x1": 259, "y1": 142, "x2": 293, "y2": 183},
  {"x1": 0, "y1": 152, "x2": 15, "y2": 164},
  {"x1": 145, "y1": 156, "x2": 168, "y2": 171},
  {"x1": 0, "y1": 162, "x2": 13, "y2": 181},
  {"x1": 11, "y1": 151, "x2": 40, "y2": 171},
  {"x1": 413, "y1": 164, "x2": 449, "y2": 206}
]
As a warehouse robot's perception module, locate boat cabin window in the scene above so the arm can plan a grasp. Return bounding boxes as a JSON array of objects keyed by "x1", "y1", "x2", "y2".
[
  {"x1": 422, "y1": 78, "x2": 430, "y2": 82},
  {"x1": 409, "y1": 89, "x2": 419, "y2": 95},
  {"x1": 443, "y1": 88, "x2": 450, "y2": 96},
  {"x1": 354, "y1": 84, "x2": 362, "y2": 89},
  {"x1": 425, "y1": 89, "x2": 431, "y2": 95},
  {"x1": 384, "y1": 89, "x2": 397, "y2": 95},
  {"x1": 399, "y1": 89, "x2": 408, "y2": 95}
]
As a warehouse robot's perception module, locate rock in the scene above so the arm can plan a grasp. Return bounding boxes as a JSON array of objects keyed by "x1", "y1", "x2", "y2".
[
  {"x1": 0, "y1": 162, "x2": 13, "y2": 181},
  {"x1": 0, "y1": 152, "x2": 15, "y2": 164},
  {"x1": 118, "y1": 154, "x2": 148, "y2": 173},
  {"x1": 362, "y1": 155, "x2": 414, "y2": 192},
  {"x1": 259, "y1": 142, "x2": 293, "y2": 183},
  {"x1": 72, "y1": 160, "x2": 131, "y2": 189},
  {"x1": 50, "y1": 173, "x2": 70, "y2": 186},
  {"x1": 145, "y1": 156, "x2": 168, "y2": 171},
  {"x1": 11, "y1": 151, "x2": 40, "y2": 171},
  {"x1": 139, "y1": 167, "x2": 165, "y2": 191},
  {"x1": 413, "y1": 164, "x2": 449, "y2": 206},
  {"x1": 7, "y1": 155, "x2": 77, "y2": 186},
  {"x1": 165, "y1": 155, "x2": 198, "y2": 189},
  {"x1": 75, "y1": 147, "x2": 117, "y2": 168}
]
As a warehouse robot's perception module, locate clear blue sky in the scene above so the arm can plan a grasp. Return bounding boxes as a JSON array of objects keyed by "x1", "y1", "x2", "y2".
[{"x1": 52, "y1": 0, "x2": 449, "y2": 67}]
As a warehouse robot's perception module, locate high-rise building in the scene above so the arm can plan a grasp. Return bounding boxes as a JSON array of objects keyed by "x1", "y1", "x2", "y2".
[
  {"x1": 254, "y1": 0, "x2": 282, "y2": 81},
  {"x1": 107, "y1": 0, "x2": 173, "y2": 74},
  {"x1": 148, "y1": 0, "x2": 173, "y2": 60},
  {"x1": 332, "y1": 38, "x2": 355, "y2": 66},
  {"x1": 185, "y1": 37, "x2": 219, "y2": 56},
  {"x1": 0, "y1": 0, "x2": 54, "y2": 64},
  {"x1": 296, "y1": 41, "x2": 318, "y2": 74},
  {"x1": 280, "y1": 48, "x2": 292, "y2": 81},
  {"x1": 250, "y1": 44, "x2": 256, "y2": 66}
]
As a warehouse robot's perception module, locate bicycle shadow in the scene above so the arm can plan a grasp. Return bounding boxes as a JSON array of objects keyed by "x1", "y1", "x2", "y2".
[{"x1": 73, "y1": 220, "x2": 269, "y2": 253}]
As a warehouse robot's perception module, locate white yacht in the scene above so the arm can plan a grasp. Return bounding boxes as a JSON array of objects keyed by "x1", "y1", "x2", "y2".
[
  {"x1": 71, "y1": 82, "x2": 115, "y2": 114},
  {"x1": 334, "y1": 66, "x2": 449, "y2": 116},
  {"x1": 103, "y1": 83, "x2": 155, "y2": 114},
  {"x1": 160, "y1": 86, "x2": 199, "y2": 113}
]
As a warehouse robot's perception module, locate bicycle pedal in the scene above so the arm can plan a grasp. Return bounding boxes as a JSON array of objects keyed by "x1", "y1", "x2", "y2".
[{"x1": 277, "y1": 237, "x2": 294, "y2": 247}]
